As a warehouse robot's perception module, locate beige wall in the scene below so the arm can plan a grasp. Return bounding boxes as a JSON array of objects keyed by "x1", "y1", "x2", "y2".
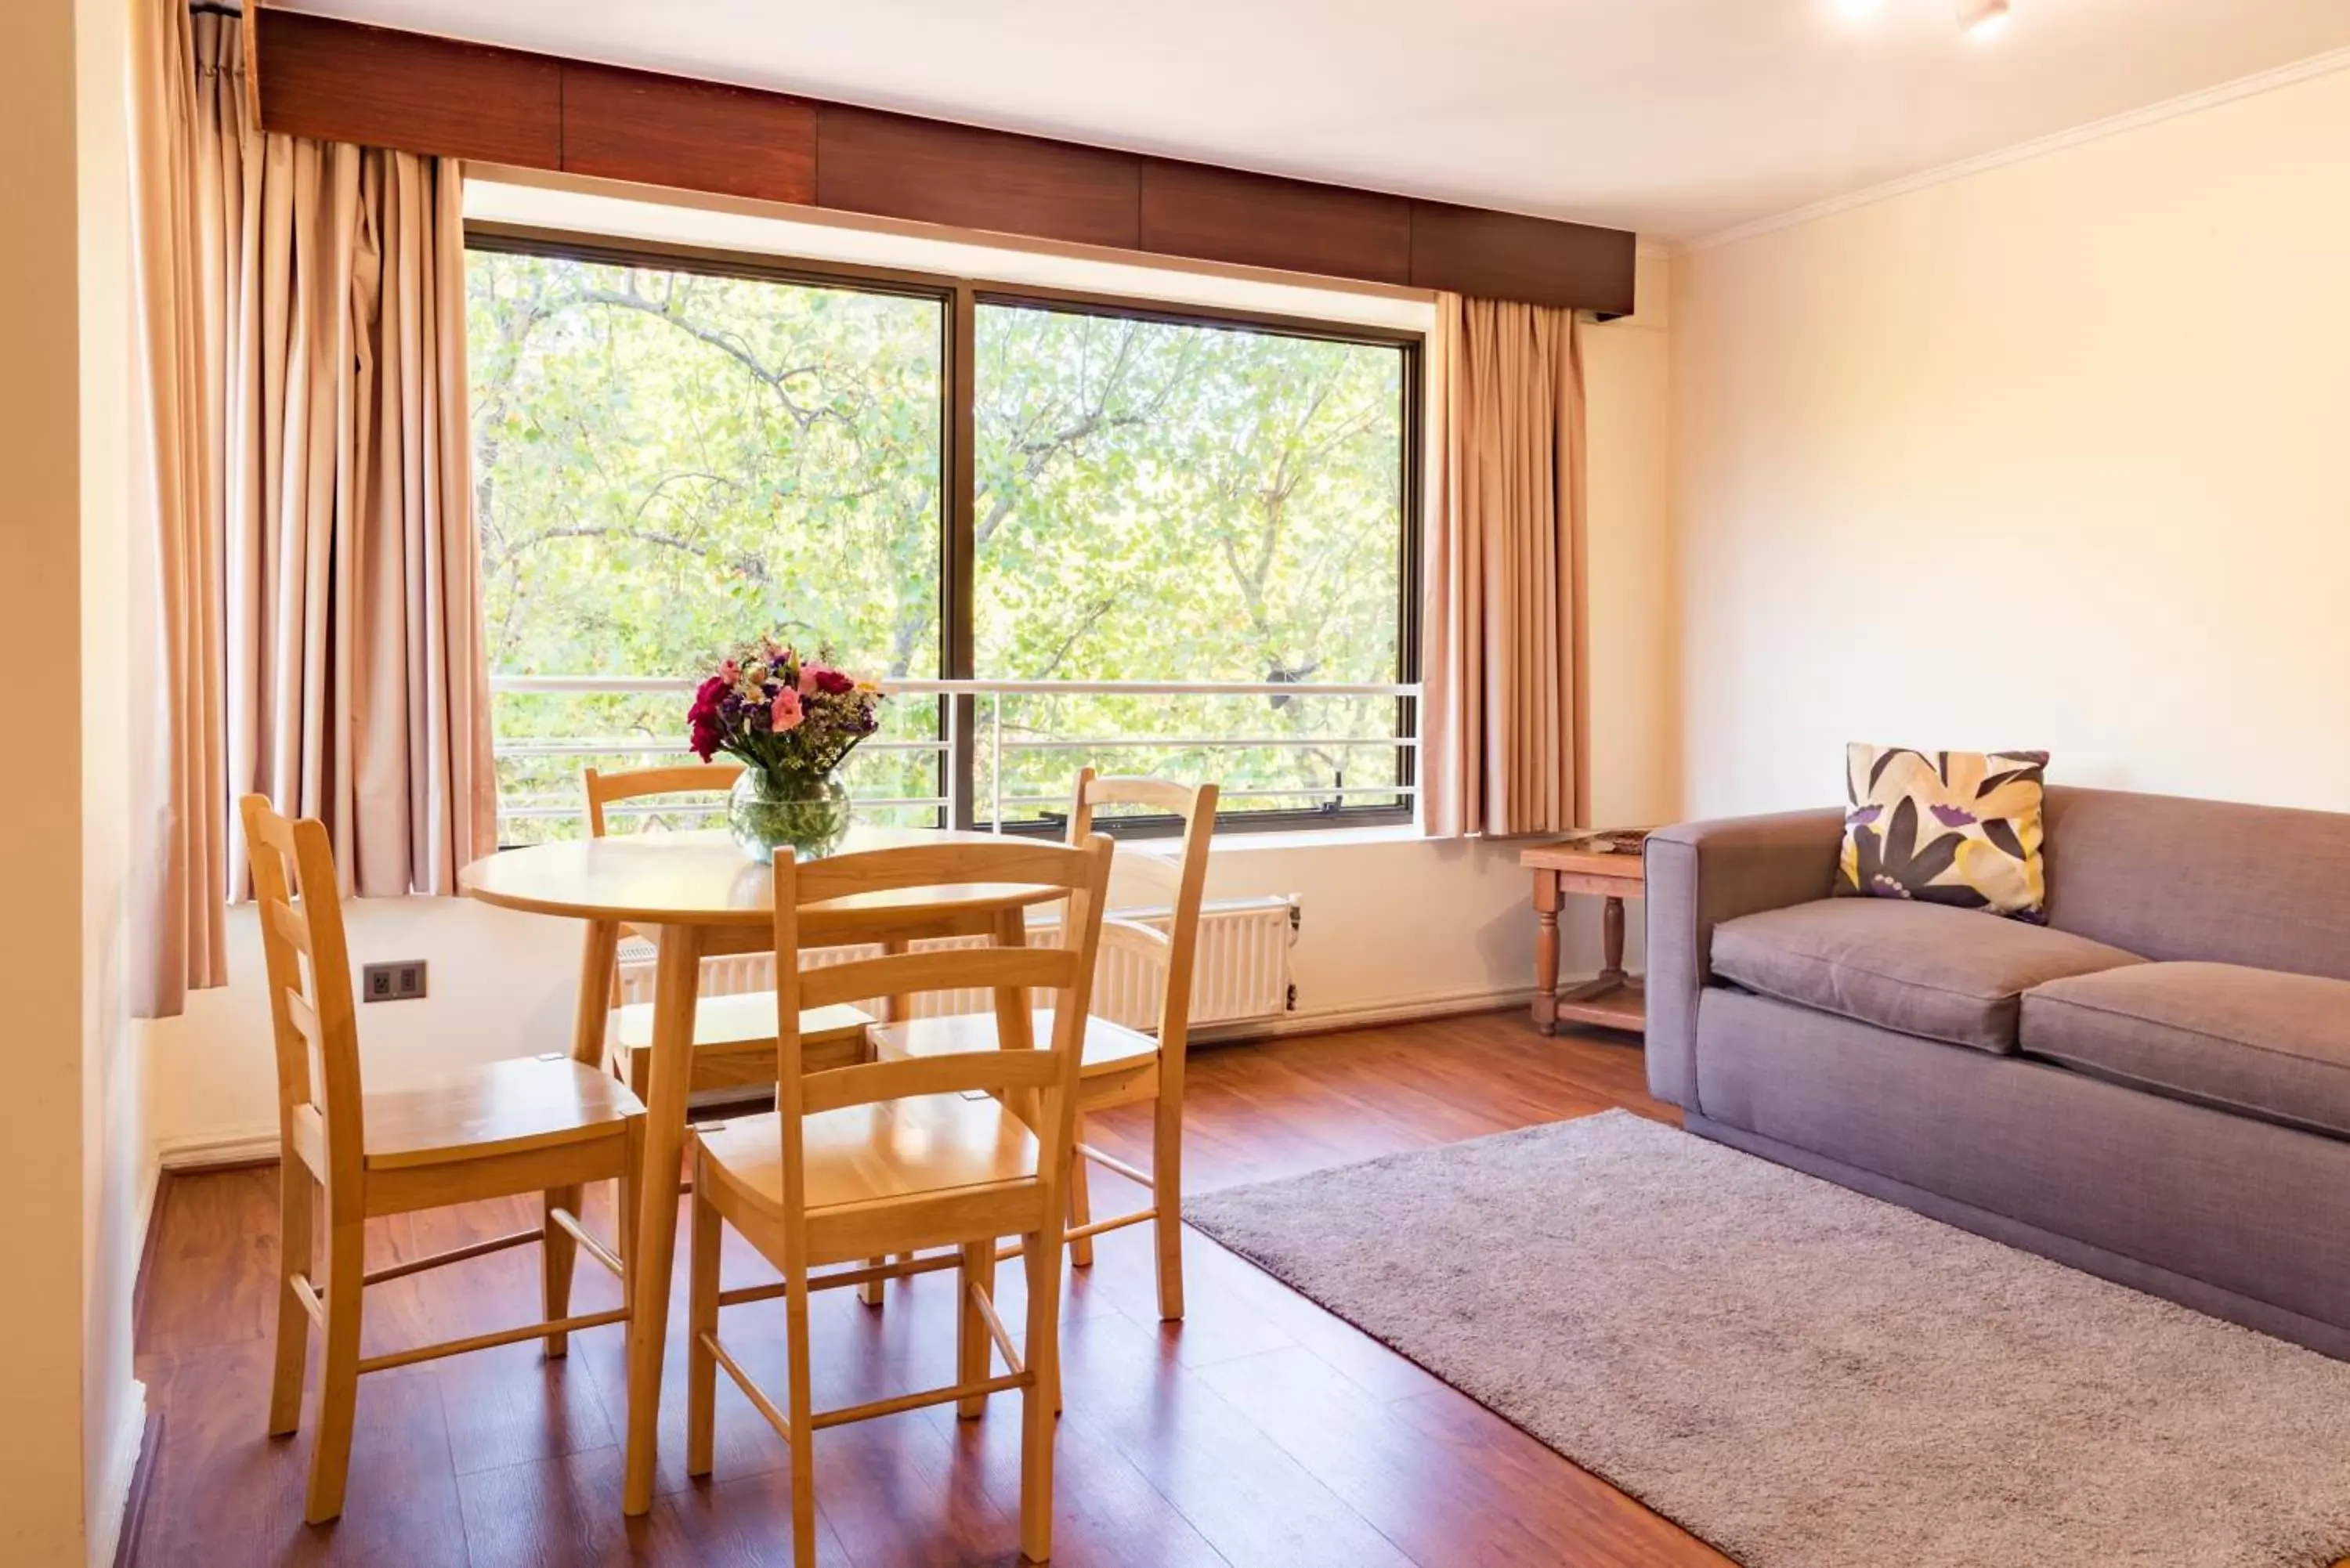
[
  {"x1": 76, "y1": 0, "x2": 148, "y2": 1559},
  {"x1": 3, "y1": 0, "x2": 141, "y2": 1562},
  {"x1": 1672, "y1": 64, "x2": 2350, "y2": 818},
  {"x1": 143, "y1": 250, "x2": 1677, "y2": 1159}
]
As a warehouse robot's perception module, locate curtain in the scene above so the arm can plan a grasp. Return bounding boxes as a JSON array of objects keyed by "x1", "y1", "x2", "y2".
[
  {"x1": 1421, "y1": 294, "x2": 1587, "y2": 839},
  {"x1": 129, "y1": 3, "x2": 497, "y2": 1017}
]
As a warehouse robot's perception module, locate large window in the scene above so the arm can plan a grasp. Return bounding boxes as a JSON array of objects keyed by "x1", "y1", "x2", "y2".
[{"x1": 467, "y1": 232, "x2": 1418, "y2": 840}]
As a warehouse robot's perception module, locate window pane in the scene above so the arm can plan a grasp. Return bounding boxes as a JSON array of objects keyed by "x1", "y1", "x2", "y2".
[
  {"x1": 467, "y1": 249, "x2": 945, "y2": 840},
  {"x1": 974, "y1": 304, "x2": 1409, "y2": 826}
]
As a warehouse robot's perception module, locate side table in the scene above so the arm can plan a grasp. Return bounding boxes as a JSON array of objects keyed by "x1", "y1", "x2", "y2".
[{"x1": 1520, "y1": 834, "x2": 1650, "y2": 1036}]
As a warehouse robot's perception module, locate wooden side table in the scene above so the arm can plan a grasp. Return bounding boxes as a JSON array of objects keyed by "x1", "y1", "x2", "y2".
[{"x1": 1520, "y1": 835, "x2": 1650, "y2": 1036}]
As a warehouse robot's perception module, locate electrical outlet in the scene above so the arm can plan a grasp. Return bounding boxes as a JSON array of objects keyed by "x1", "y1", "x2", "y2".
[{"x1": 361, "y1": 960, "x2": 428, "y2": 1003}]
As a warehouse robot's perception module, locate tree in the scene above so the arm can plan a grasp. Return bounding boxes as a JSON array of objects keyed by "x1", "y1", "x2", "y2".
[{"x1": 467, "y1": 249, "x2": 1408, "y2": 839}]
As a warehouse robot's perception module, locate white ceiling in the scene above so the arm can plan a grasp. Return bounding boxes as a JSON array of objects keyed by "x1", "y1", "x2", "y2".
[{"x1": 287, "y1": 0, "x2": 2350, "y2": 243}]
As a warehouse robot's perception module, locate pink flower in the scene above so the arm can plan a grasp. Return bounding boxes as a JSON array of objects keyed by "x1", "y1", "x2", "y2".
[
  {"x1": 718, "y1": 658, "x2": 739, "y2": 682},
  {"x1": 769, "y1": 688, "x2": 804, "y2": 732},
  {"x1": 797, "y1": 663, "x2": 821, "y2": 698}
]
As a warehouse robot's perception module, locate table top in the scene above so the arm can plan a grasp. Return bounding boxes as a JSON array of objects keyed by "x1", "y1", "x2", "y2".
[
  {"x1": 1519, "y1": 835, "x2": 1651, "y2": 881},
  {"x1": 461, "y1": 826, "x2": 1068, "y2": 930}
]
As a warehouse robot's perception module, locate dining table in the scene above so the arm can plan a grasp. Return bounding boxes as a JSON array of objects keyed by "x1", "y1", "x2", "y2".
[{"x1": 461, "y1": 822, "x2": 1069, "y2": 1516}]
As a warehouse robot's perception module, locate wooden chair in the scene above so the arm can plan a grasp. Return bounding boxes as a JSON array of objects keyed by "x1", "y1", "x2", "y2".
[
  {"x1": 584, "y1": 763, "x2": 874, "y2": 1097},
  {"x1": 685, "y1": 835, "x2": 1115, "y2": 1566},
  {"x1": 870, "y1": 772, "x2": 1217, "y2": 1319},
  {"x1": 240, "y1": 794, "x2": 645, "y2": 1525}
]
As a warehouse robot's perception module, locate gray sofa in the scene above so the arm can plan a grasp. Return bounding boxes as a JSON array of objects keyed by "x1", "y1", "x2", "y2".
[{"x1": 1645, "y1": 784, "x2": 2350, "y2": 1358}]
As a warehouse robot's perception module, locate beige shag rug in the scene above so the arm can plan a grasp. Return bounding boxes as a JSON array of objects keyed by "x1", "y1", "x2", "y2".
[{"x1": 1184, "y1": 1110, "x2": 2350, "y2": 1568}]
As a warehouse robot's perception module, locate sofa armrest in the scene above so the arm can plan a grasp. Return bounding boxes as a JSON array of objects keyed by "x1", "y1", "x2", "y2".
[{"x1": 1644, "y1": 809, "x2": 1845, "y2": 1108}]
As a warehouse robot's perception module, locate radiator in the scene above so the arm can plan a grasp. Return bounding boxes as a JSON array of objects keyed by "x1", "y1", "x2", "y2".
[{"x1": 615, "y1": 894, "x2": 1296, "y2": 1031}]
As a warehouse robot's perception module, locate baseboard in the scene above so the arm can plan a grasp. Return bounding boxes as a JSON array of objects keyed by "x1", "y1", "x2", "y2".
[
  {"x1": 1194, "y1": 982, "x2": 1545, "y2": 1043},
  {"x1": 90, "y1": 1380, "x2": 149, "y2": 1568},
  {"x1": 129, "y1": 1159, "x2": 168, "y2": 1352},
  {"x1": 155, "y1": 1130, "x2": 280, "y2": 1172}
]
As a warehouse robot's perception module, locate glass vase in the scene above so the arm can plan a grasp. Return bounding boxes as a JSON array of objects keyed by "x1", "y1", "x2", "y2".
[{"x1": 726, "y1": 767, "x2": 852, "y2": 864}]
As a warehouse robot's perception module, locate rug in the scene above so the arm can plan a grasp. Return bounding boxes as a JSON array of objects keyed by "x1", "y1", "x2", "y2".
[{"x1": 1183, "y1": 1110, "x2": 2350, "y2": 1568}]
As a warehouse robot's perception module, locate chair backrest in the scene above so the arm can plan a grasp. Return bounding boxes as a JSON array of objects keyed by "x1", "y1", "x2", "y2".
[
  {"x1": 240, "y1": 793, "x2": 365, "y2": 1196},
  {"x1": 583, "y1": 761, "x2": 745, "y2": 837},
  {"x1": 769, "y1": 836, "x2": 1115, "y2": 1230},
  {"x1": 1067, "y1": 770, "x2": 1219, "y2": 1052}
]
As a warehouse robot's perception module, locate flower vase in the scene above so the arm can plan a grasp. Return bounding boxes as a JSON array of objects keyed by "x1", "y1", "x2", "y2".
[{"x1": 727, "y1": 767, "x2": 852, "y2": 864}]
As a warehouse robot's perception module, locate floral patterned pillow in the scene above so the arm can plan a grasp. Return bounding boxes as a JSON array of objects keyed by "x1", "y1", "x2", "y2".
[{"x1": 1836, "y1": 745, "x2": 2049, "y2": 921}]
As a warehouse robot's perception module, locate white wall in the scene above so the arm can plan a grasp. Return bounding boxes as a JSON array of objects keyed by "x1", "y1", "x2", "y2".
[
  {"x1": 1672, "y1": 63, "x2": 2350, "y2": 818},
  {"x1": 143, "y1": 236, "x2": 1676, "y2": 1161}
]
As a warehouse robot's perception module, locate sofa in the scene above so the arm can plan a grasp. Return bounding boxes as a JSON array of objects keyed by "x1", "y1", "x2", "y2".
[{"x1": 1645, "y1": 784, "x2": 2350, "y2": 1358}]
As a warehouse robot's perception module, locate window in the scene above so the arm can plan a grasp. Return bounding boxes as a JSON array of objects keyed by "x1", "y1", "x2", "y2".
[{"x1": 467, "y1": 233, "x2": 1419, "y2": 841}]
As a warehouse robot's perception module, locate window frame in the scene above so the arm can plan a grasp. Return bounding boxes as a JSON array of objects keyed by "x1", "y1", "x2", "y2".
[{"x1": 467, "y1": 222, "x2": 1424, "y2": 840}]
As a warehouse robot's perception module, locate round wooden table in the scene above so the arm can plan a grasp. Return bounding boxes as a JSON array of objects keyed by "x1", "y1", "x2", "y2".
[{"x1": 461, "y1": 825, "x2": 1068, "y2": 1516}]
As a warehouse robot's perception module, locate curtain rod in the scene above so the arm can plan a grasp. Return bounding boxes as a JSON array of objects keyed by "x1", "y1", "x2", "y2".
[{"x1": 189, "y1": 2, "x2": 241, "y2": 15}]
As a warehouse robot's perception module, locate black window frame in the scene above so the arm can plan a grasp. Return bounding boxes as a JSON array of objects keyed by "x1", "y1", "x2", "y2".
[{"x1": 467, "y1": 222, "x2": 1423, "y2": 840}]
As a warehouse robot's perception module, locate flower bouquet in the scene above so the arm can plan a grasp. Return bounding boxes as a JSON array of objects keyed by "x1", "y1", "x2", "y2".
[{"x1": 687, "y1": 638, "x2": 886, "y2": 862}]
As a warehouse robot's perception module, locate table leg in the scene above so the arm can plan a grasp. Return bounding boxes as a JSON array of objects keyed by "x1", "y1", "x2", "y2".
[
  {"x1": 992, "y1": 905, "x2": 1035, "y2": 1053},
  {"x1": 861, "y1": 932, "x2": 913, "y2": 1310},
  {"x1": 1598, "y1": 896, "x2": 1628, "y2": 985},
  {"x1": 1531, "y1": 869, "x2": 1561, "y2": 1036},
  {"x1": 621, "y1": 923, "x2": 703, "y2": 1516},
  {"x1": 573, "y1": 919, "x2": 620, "y2": 1069}
]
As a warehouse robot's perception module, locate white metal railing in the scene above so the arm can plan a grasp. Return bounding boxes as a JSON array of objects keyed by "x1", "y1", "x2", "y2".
[{"x1": 490, "y1": 674, "x2": 1419, "y2": 829}]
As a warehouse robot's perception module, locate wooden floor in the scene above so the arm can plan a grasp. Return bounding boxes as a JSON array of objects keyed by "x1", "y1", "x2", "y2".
[{"x1": 129, "y1": 1011, "x2": 1734, "y2": 1568}]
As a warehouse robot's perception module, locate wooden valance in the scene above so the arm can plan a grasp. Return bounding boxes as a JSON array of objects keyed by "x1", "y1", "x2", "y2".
[{"x1": 246, "y1": 6, "x2": 1637, "y2": 315}]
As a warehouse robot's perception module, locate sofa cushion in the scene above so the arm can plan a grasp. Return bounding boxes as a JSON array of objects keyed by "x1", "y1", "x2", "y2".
[
  {"x1": 1710, "y1": 898, "x2": 2142, "y2": 1053},
  {"x1": 2021, "y1": 963, "x2": 2350, "y2": 1140}
]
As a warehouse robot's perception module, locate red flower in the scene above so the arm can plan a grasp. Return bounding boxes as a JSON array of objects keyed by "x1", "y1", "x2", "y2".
[{"x1": 808, "y1": 665, "x2": 855, "y2": 695}]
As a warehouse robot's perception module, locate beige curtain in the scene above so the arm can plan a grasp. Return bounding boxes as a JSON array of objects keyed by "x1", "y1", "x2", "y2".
[
  {"x1": 130, "y1": 4, "x2": 497, "y2": 1017},
  {"x1": 1421, "y1": 294, "x2": 1587, "y2": 839}
]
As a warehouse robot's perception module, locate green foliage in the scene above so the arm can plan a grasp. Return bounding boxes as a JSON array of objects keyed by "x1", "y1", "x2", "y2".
[{"x1": 467, "y1": 249, "x2": 1408, "y2": 840}]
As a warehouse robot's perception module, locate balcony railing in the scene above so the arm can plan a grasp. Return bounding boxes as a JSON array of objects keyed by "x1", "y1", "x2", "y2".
[{"x1": 490, "y1": 675, "x2": 1419, "y2": 837}]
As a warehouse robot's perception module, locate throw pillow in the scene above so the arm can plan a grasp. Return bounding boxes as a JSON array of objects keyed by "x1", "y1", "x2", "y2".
[{"x1": 1837, "y1": 745, "x2": 2049, "y2": 921}]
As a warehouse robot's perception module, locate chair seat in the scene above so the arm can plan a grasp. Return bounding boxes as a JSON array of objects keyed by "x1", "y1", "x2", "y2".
[
  {"x1": 610, "y1": 992, "x2": 873, "y2": 1051},
  {"x1": 869, "y1": 1010, "x2": 1159, "y2": 1075},
  {"x1": 606, "y1": 995, "x2": 873, "y2": 1095},
  {"x1": 696, "y1": 1093, "x2": 1042, "y2": 1216},
  {"x1": 359, "y1": 1056, "x2": 643, "y2": 1171}
]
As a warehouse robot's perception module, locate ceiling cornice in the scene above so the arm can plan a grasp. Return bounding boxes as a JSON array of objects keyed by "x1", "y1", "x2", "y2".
[{"x1": 1679, "y1": 42, "x2": 2350, "y2": 256}]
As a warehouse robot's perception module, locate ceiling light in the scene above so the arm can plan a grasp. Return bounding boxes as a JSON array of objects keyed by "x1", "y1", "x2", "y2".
[{"x1": 1956, "y1": 0, "x2": 2011, "y2": 38}]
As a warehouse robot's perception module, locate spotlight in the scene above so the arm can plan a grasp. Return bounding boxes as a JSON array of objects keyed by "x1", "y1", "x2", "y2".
[{"x1": 1956, "y1": 0, "x2": 2011, "y2": 38}]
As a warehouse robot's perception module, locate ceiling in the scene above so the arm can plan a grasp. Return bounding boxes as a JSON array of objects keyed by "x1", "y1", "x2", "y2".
[{"x1": 284, "y1": 0, "x2": 2350, "y2": 243}]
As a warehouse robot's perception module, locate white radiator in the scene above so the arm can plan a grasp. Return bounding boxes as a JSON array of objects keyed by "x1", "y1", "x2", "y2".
[{"x1": 615, "y1": 894, "x2": 1296, "y2": 1031}]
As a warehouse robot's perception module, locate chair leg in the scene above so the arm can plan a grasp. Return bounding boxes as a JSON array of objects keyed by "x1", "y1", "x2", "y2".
[
  {"x1": 542, "y1": 1183, "x2": 584, "y2": 1357},
  {"x1": 1152, "y1": 1093, "x2": 1186, "y2": 1321},
  {"x1": 304, "y1": 1218, "x2": 366, "y2": 1525},
  {"x1": 267, "y1": 1159, "x2": 314, "y2": 1437},
  {"x1": 685, "y1": 1161, "x2": 721, "y2": 1478},
  {"x1": 1066, "y1": 1115, "x2": 1095, "y2": 1269},
  {"x1": 1019, "y1": 1219, "x2": 1063, "y2": 1563},
  {"x1": 785, "y1": 1270, "x2": 819, "y2": 1568},
  {"x1": 956, "y1": 1241, "x2": 995, "y2": 1419},
  {"x1": 859, "y1": 1257, "x2": 886, "y2": 1308},
  {"x1": 617, "y1": 1117, "x2": 644, "y2": 1281}
]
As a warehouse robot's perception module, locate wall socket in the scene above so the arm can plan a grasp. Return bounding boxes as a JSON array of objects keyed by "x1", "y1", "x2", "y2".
[{"x1": 361, "y1": 960, "x2": 428, "y2": 1003}]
